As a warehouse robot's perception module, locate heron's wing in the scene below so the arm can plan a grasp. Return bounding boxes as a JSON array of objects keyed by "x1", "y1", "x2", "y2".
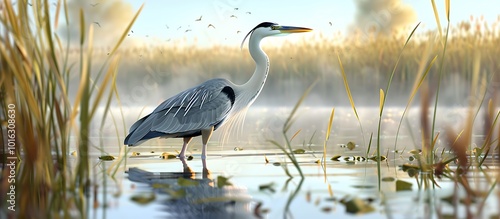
[{"x1": 125, "y1": 78, "x2": 235, "y2": 145}]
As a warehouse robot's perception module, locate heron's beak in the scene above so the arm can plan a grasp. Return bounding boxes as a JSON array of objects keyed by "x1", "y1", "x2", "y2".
[{"x1": 277, "y1": 26, "x2": 312, "y2": 33}]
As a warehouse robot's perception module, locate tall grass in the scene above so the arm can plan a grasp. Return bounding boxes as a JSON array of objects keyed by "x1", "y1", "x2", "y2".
[{"x1": 0, "y1": 0, "x2": 142, "y2": 218}]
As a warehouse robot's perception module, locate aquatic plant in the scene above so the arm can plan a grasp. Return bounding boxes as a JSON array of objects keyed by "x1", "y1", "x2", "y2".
[{"x1": 0, "y1": 0, "x2": 142, "y2": 217}]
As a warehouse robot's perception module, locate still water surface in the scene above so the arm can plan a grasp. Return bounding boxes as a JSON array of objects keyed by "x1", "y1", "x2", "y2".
[{"x1": 85, "y1": 107, "x2": 496, "y2": 219}]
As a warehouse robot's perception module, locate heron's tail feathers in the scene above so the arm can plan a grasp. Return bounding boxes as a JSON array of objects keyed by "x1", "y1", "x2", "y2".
[{"x1": 124, "y1": 115, "x2": 151, "y2": 146}]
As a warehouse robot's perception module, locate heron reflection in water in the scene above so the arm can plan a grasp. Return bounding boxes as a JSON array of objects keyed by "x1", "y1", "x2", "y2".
[{"x1": 124, "y1": 22, "x2": 312, "y2": 174}]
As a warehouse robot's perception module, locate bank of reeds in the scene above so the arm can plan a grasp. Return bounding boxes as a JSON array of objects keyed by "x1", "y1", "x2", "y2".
[
  {"x1": 0, "y1": 0, "x2": 141, "y2": 218},
  {"x1": 68, "y1": 15, "x2": 500, "y2": 107}
]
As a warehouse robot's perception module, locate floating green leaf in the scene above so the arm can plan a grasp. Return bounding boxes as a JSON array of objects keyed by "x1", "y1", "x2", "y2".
[
  {"x1": 382, "y1": 177, "x2": 395, "y2": 182},
  {"x1": 131, "y1": 152, "x2": 140, "y2": 156},
  {"x1": 151, "y1": 183, "x2": 170, "y2": 189},
  {"x1": 177, "y1": 177, "x2": 199, "y2": 187},
  {"x1": 347, "y1": 141, "x2": 356, "y2": 150},
  {"x1": 164, "y1": 188, "x2": 186, "y2": 199},
  {"x1": 396, "y1": 180, "x2": 412, "y2": 191},
  {"x1": 130, "y1": 193, "x2": 155, "y2": 205},
  {"x1": 161, "y1": 152, "x2": 177, "y2": 159},
  {"x1": 330, "y1": 155, "x2": 341, "y2": 161},
  {"x1": 368, "y1": 156, "x2": 386, "y2": 161},
  {"x1": 98, "y1": 155, "x2": 115, "y2": 161},
  {"x1": 342, "y1": 197, "x2": 375, "y2": 214},
  {"x1": 217, "y1": 176, "x2": 233, "y2": 188},
  {"x1": 293, "y1": 149, "x2": 306, "y2": 154},
  {"x1": 406, "y1": 168, "x2": 419, "y2": 177},
  {"x1": 401, "y1": 163, "x2": 420, "y2": 171}
]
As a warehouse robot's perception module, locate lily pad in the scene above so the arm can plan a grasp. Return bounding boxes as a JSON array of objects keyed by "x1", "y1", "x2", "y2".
[
  {"x1": 130, "y1": 193, "x2": 155, "y2": 205},
  {"x1": 347, "y1": 141, "x2": 356, "y2": 150},
  {"x1": 342, "y1": 197, "x2": 375, "y2": 214},
  {"x1": 396, "y1": 180, "x2": 412, "y2": 191}
]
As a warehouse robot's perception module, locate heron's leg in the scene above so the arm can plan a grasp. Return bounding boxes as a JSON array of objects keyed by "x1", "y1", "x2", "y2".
[
  {"x1": 201, "y1": 126, "x2": 214, "y2": 171},
  {"x1": 179, "y1": 137, "x2": 193, "y2": 174},
  {"x1": 179, "y1": 137, "x2": 192, "y2": 159}
]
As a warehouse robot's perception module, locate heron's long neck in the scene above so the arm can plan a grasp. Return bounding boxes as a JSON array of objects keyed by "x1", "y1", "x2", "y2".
[{"x1": 238, "y1": 36, "x2": 269, "y2": 107}]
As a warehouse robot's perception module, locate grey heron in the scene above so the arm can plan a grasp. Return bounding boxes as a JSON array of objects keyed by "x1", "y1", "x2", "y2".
[{"x1": 124, "y1": 22, "x2": 311, "y2": 173}]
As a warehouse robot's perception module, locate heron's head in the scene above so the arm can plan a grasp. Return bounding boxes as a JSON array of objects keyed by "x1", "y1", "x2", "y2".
[{"x1": 241, "y1": 22, "x2": 312, "y2": 48}]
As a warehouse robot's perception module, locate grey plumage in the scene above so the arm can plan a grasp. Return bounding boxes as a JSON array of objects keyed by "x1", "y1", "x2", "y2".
[{"x1": 125, "y1": 78, "x2": 235, "y2": 146}]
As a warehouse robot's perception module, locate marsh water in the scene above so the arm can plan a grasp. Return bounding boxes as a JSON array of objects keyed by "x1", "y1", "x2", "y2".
[{"x1": 80, "y1": 106, "x2": 499, "y2": 219}]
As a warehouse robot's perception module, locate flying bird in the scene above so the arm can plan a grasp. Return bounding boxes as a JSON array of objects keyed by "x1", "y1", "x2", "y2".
[
  {"x1": 207, "y1": 24, "x2": 216, "y2": 29},
  {"x1": 195, "y1": 15, "x2": 202, "y2": 21},
  {"x1": 329, "y1": 21, "x2": 333, "y2": 26},
  {"x1": 124, "y1": 22, "x2": 312, "y2": 174},
  {"x1": 93, "y1": 21, "x2": 101, "y2": 27},
  {"x1": 246, "y1": 12, "x2": 251, "y2": 14},
  {"x1": 230, "y1": 15, "x2": 237, "y2": 19},
  {"x1": 185, "y1": 29, "x2": 192, "y2": 33}
]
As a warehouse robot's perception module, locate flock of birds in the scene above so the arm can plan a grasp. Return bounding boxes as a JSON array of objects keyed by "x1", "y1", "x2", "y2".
[
  {"x1": 166, "y1": 8, "x2": 253, "y2": 34},
  {"x1": 90, "y1": 3, "x2": 253, "y2": 38}
]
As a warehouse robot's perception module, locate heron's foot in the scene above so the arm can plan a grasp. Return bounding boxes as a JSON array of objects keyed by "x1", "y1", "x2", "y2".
[
  {"x1": 202, "y1": 168, "x2": 211, "y2": 179},
  {"x1": 183, "y1": 166, "x2": 194, "y2": 176}
]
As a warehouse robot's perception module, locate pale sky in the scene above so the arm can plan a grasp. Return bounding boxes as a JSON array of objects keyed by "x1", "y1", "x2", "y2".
[
  {"x1": 74, "y1": 0, "x2": 499, "y2": 48},
  {"x1": 120, "y1": 0, "x2": 499, "y2": 47}
]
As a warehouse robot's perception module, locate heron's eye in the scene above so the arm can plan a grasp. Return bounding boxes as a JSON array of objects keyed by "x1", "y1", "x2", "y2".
[{"x1": 271, "y1": 25, "x2": 279, "y2": 30}]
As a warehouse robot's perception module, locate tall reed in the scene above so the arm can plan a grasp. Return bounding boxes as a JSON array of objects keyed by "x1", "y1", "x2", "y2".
[{"x1": 0, "y1": 0, "x2": 142, "y2": 217}]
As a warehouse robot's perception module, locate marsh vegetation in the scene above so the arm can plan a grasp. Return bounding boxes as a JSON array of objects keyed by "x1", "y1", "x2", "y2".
[{"x1": 1, "y1": 0, "x2": 499, "y2": 218}]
